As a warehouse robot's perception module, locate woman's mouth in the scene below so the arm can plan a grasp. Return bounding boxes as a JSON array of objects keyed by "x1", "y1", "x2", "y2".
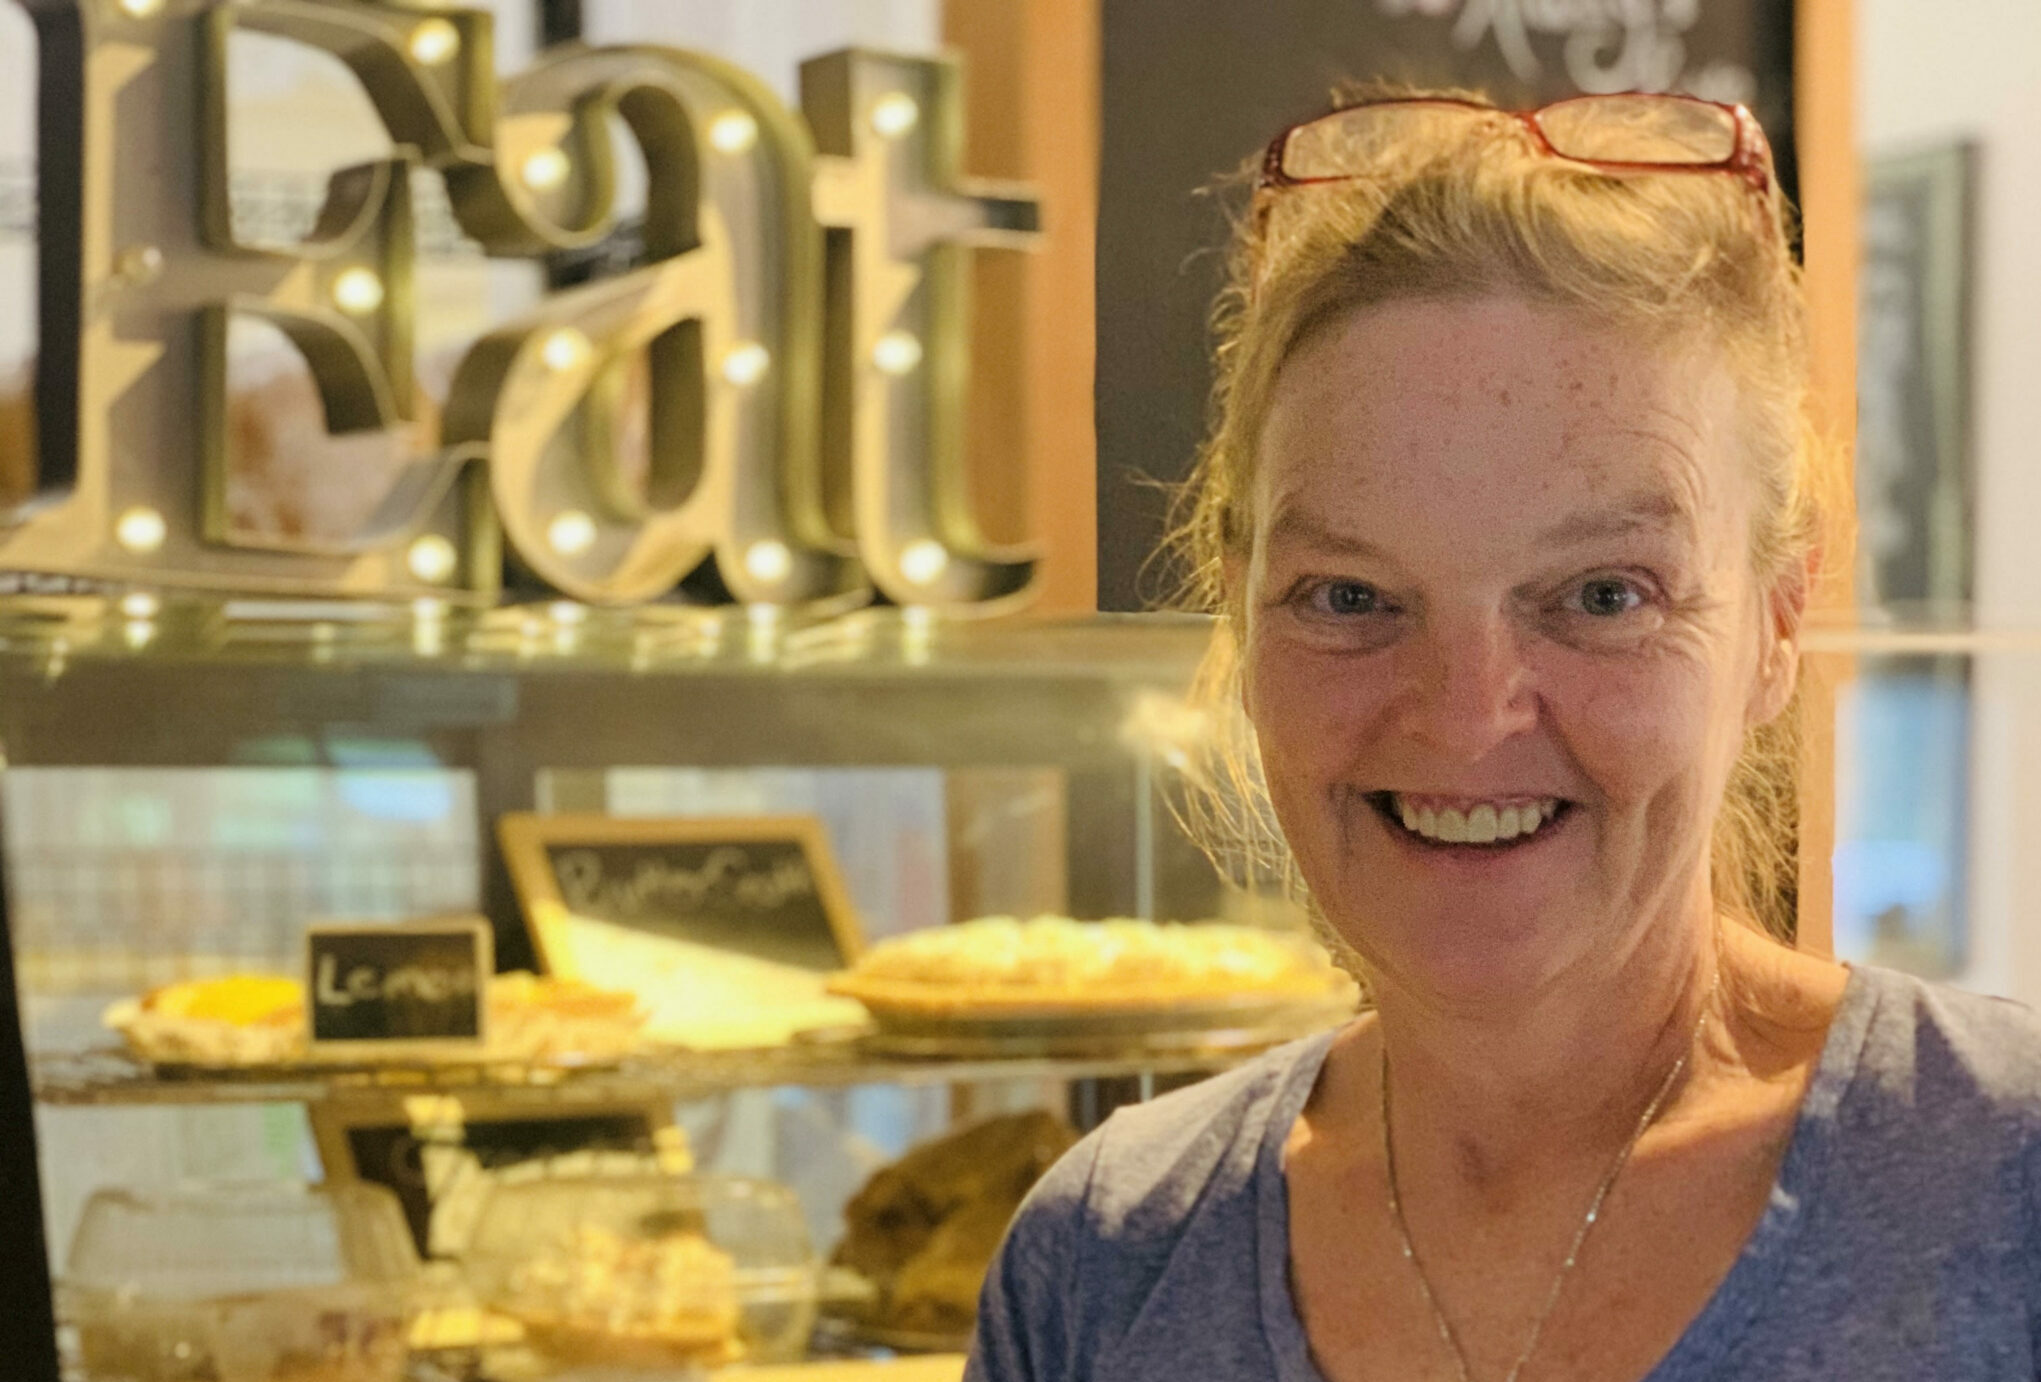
[{"x1": 1364, "y1": 791, "x2": 1574, "y2": 847}]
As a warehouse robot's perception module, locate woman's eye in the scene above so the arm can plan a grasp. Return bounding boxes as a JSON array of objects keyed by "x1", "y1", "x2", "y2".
[
  {"x1": 1308, "y1": 580, "x2": 1380, "y2": 616},
  {"x1": 1573, "y1": 576, "x2": 1644, "y2": 618}
]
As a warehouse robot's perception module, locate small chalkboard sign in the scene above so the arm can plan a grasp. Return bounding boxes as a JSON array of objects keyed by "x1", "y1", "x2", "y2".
[
  {"x1": 498, "y1": 813, "x2": 864, "y2": 975},
  {"x1": 305, "y1": 919, "x2": 491, "y2": 1057},
  {"x1": 310, "y1": 1094, "x2": 682, "y2": 1258}
]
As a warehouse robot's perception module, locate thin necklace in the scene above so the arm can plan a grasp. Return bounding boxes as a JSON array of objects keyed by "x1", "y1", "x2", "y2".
[{"x1": 1379, "y1": 967, "x2": 1722, "y2": 1382}]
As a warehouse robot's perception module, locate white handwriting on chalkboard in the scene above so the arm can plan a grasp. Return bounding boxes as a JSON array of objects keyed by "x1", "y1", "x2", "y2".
[
  {"x1": 554, "y1": 847, "x2": 816, "y2": 920},
  {"x1": 1371, "y1": 0, "x2": 1756, "y2": 103},
  {"x1": 315, "y1": 955, "x2": 478, "y2": 1007}
]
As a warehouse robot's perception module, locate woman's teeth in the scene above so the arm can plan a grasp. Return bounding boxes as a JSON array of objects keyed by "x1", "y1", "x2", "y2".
[{"x1": 1392, "y1": 796, "x2": 1561, "y2": 845}]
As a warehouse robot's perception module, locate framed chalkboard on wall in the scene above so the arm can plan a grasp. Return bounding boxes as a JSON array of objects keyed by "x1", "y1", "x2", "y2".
[
  {"x1": 1094, "y1": 0, "x2": 1798, "y2": 612},
  {"x1": 498, "y1": 813, "x2": 866, "y2": 976}
]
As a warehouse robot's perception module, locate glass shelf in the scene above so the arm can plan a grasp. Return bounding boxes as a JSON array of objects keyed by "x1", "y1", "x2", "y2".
[
  {"x1": 0, "y1": 597, "x2": 1215, "y2": 683},
  {"x1": 32, "y1": 1024, "x2": 1336, "y2": 1108}
]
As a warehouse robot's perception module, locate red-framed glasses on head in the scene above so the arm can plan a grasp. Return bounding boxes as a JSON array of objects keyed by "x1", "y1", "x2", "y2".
[{"x1": 1257, "y1": 92, "x2": 1776, "y2": 202}]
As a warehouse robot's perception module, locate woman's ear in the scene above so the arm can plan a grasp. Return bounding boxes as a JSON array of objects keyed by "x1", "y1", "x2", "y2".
[{"x1": 1748, "y1": 554, "x2": 1812, "y2": 726}]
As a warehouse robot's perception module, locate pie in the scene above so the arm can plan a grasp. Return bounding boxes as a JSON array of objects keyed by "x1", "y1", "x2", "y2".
[
  {"x1": 105, "y1": 972, "x2": 645, "y2": 1066},
  {"x1": 503, "y1": 1223, "x2": 742, "y2": 1369},
  {"x1": 826, "y1": 915, "x2": 1351, "y2": 1017},
  {"x1": 103, "y1": 973, "x2": 307, "y2": 1066}
]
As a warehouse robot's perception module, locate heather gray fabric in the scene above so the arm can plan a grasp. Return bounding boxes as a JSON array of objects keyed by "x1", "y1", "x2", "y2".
[{"x1": 966, "y1": 964, "x2": 2041, "y2": 1381}]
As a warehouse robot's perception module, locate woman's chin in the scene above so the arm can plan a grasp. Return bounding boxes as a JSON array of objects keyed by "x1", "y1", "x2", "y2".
[{"x1": 1348, "y1": 910, "x2": 1583, "y2": 1007}]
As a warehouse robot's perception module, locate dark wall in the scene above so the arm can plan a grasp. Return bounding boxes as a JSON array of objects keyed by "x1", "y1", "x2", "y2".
[{"x1": 1094, "y1": 1, "x2": 1797, "y2": 611}]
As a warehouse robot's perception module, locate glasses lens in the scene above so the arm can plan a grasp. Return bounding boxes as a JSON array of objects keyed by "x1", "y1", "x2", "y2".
[
  {"x1": 1536, "y1": 95, "x2": 1738, "y2": 165},
  {"x1": 1280, "y1": 102, "x2": 1498, "y2": 181}
]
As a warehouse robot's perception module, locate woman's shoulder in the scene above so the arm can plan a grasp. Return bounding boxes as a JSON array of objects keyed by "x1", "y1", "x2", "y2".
[
  {"x1": 968, "y1": 1032, "x2": 1335, "y2": 1379},
  {"x1": 1841, "y1": 964, "x2": 2041, "y2": 1131},
  {"x1": 1012, "y1": 1028, "x2": 1334, "y2": 1245}
]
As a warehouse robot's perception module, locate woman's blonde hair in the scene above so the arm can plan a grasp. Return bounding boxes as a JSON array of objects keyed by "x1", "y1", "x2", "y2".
[{"x1": 1163, "y1": 92, "x2": 1846, "y2": 942}]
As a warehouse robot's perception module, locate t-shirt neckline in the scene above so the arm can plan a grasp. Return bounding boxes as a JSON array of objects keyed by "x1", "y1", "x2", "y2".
[{"x1": 1254, "y1": 963, "x2": 1884, "y2": 1382}]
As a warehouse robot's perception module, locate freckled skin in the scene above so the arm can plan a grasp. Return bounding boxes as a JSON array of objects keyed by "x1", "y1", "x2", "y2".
[{"x1": 1239, "y1": 295, "x2": 1791, "y2": 1008}]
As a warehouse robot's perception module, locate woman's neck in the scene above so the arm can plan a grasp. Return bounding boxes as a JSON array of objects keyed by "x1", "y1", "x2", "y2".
[{"x1": 1367, "y1": 904, "x2": 1728, "y2": 1185}]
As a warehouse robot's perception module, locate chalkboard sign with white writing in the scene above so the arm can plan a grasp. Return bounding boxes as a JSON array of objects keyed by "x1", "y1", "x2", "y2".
[
  {"x1": 499, "y1": 814, "x2": 864, "y2": 975},
  {"x1": 305, "y1": 920, "x2": 491, "y2": 1055},
  {"x1": 311, "y1": 1097, "x2": 680, "y2": 1258}
]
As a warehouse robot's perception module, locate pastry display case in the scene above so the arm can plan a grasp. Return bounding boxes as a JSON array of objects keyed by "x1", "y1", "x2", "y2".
[{"x1": 0, "y1": 604, "x2": 1357, "y2": 1382}]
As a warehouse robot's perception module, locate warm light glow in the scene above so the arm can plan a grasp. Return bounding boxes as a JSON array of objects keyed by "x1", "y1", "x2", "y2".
[
  {"x1": 720, "y1": 341, "x2": 771, "y2": 387},
  {"x1": 542, "y1": 322, "x2": 591, "y2": 367},
  {"x1": 901, "y1": 605, "x2": 935, "y2": 665},
  {"x1": 123, "y1": 619, "x2": 156, "y2": 651},
  {"x1": 548, "y1": 510, "x2": 598, "y2": 556},
  {"x1": 114, "y1": 507, "x2": 167, "y2": 554},
  {"x1": 332, "y1": 267, "x2": 385, "y2": 314},
  {"x1": 708, "y1": 111, "x2": 759, "y2": 154},
  {"x1": 540, "y1": 328, "x2": 592, "y2": 372},
  {"x1": 743, "y1": 540, "x2": 792, "y2": 584},
  {"x1": 407, "y1": 535, "x2": 458, "y2": 584},
  {"x1": 412, "y1": 597, "x2": 447, "y2": 621},
  {"x1": 119, "y1": 591, "x2": 160, "y2": 621},
  {"x1": 899, "y1": 539, "x2": 950, "y2": 586},
  {"x1": 118, "y1": 0, "x2": 164, "y2": 17},
  {"x1": 870, "y1": 92, "x2": 920, "y2": 139},
  {"x1": 114, "y1": 244, "x2": 165, "y2": 286},
  {"x1": 549, "y1": 601, "x2": 588, "y2": 626},
  {"x1": 408, "y1": 18, "x2": 462, "y2": 66},
  {"x1": 873, "y1": 330, "x2": 924, "y2": 376},
  {"x1": 521, "y1": 147, "x2": 572, "y2": 192}
]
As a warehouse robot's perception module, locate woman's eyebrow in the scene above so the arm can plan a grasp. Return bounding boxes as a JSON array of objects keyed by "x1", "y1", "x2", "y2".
[
  {"x1": 1262, "y1": 506, "x2": 1395, "y2": 561},
  {"x1": 1534, "y1": 492, "x2": 1695, "y2": 549}
]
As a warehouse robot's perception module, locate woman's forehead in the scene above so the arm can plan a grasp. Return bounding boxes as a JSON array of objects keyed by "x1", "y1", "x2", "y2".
[{"x1": 1252, "y1": 296, "x2": 1745, "y2": 548}]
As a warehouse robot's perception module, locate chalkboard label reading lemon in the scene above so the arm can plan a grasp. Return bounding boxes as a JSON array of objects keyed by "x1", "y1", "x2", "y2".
[{"x1": 306, "y1": 919, "x2": 493, "y2": 1058}]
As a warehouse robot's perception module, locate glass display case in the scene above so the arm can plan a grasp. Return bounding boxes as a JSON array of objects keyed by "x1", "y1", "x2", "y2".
[{"x1": 3, "y1": 603, "x2": 1346, "y2": 1381}]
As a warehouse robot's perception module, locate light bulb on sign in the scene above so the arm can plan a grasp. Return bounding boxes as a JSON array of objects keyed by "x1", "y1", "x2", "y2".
[
  {"x1": 540, "y1": 328, "x2": 592, "y2": 373},
  {"x1": 406, "y1": 535, "x2": 458, "y2": 584},
  {"x1": 549, "y1": 601, "x2": 588, "y2": 626},
  {"x1": 899, "y1": 539, "x2": 950, "y2": 587},
  {"x1": 408, "y1": 18, "x2": 462, "y2": 66},
  {"x1": 542, "y1": 326, "x2": 591, "y2": 371},
  {"x1": 412, "y1": 597, "x2": 447, "y2": 622},
  {"x1": 114, "y1": 507, "x2": 167, "y2": 554},
  {"x1": 870, "y1": 93, "x2": 920, "y2": 139},
  {"x1": 720, "y1": 342, "x2": 771, "y2": 387},
  {"x1": 119, "y1": 591, "x2": 160, "y2": 621},
  {"x1": 743, "y1": 540, "x2": 793, "y2": 584},
  {"x1": 332, "y1": 268, "x2": 385, "y2": 315},
  {"x1": 118, "y1": 0, "x2": 164, "y2": 16},
  {"x1": 873, "y1": 331, "x2": 924, "y2": 376},
  {"x1": 548, "y1": 510, "x2": 598, "y2": 557},
  {"x1": 521, "y1": 148, "x2": 572, "y2": 192},
  {"x1": 708, "y1": 111, "x2": 758, "y2": 154}
]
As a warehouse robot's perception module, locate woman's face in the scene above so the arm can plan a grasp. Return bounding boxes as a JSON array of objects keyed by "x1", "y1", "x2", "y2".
[{"x1": 1239, "y1": 295, "x2": 1795, "y2": 1002}]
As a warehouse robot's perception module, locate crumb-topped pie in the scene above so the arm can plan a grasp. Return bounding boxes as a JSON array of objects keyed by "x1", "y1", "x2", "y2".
[{"x1": 826, "y1": 916, "x2": 1350, "y2": 1018}]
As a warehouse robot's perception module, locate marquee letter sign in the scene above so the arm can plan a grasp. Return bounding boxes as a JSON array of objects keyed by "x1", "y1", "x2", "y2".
[{"x1": 4, "y1": 0, "x2": 1042, "y2": 613}]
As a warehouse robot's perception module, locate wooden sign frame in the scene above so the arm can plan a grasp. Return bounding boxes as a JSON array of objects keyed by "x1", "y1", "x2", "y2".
[
  {"x1": 310, "y1": 1090, "x2": 683, "y2": 1260},
  {"x1": 304, "y1": 917, "x2": 492, "y2": 1060},
  {"x1": 497, "y1": 812, "x2": 866, "y2": 977}
]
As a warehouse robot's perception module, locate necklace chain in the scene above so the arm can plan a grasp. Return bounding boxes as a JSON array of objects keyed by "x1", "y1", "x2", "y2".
[{"x1": 1379, "y1": 968, "x2": 1722, "y2": 1382}]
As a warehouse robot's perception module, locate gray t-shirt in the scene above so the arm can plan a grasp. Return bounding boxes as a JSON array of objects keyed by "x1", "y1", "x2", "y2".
[{"x1": 966, "y1": 964, "x2": 2041, "y2": 1381}]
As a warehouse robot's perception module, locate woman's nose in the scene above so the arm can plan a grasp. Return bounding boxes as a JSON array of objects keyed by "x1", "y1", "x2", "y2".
[{"x1": 1398, "y1": 617, "x2": 1538, "y2": 762}]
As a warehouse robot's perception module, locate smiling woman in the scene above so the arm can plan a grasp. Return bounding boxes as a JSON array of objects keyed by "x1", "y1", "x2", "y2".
[{"x1": 968, "y1": 91, "x2": 2041, "y2": 1382}]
